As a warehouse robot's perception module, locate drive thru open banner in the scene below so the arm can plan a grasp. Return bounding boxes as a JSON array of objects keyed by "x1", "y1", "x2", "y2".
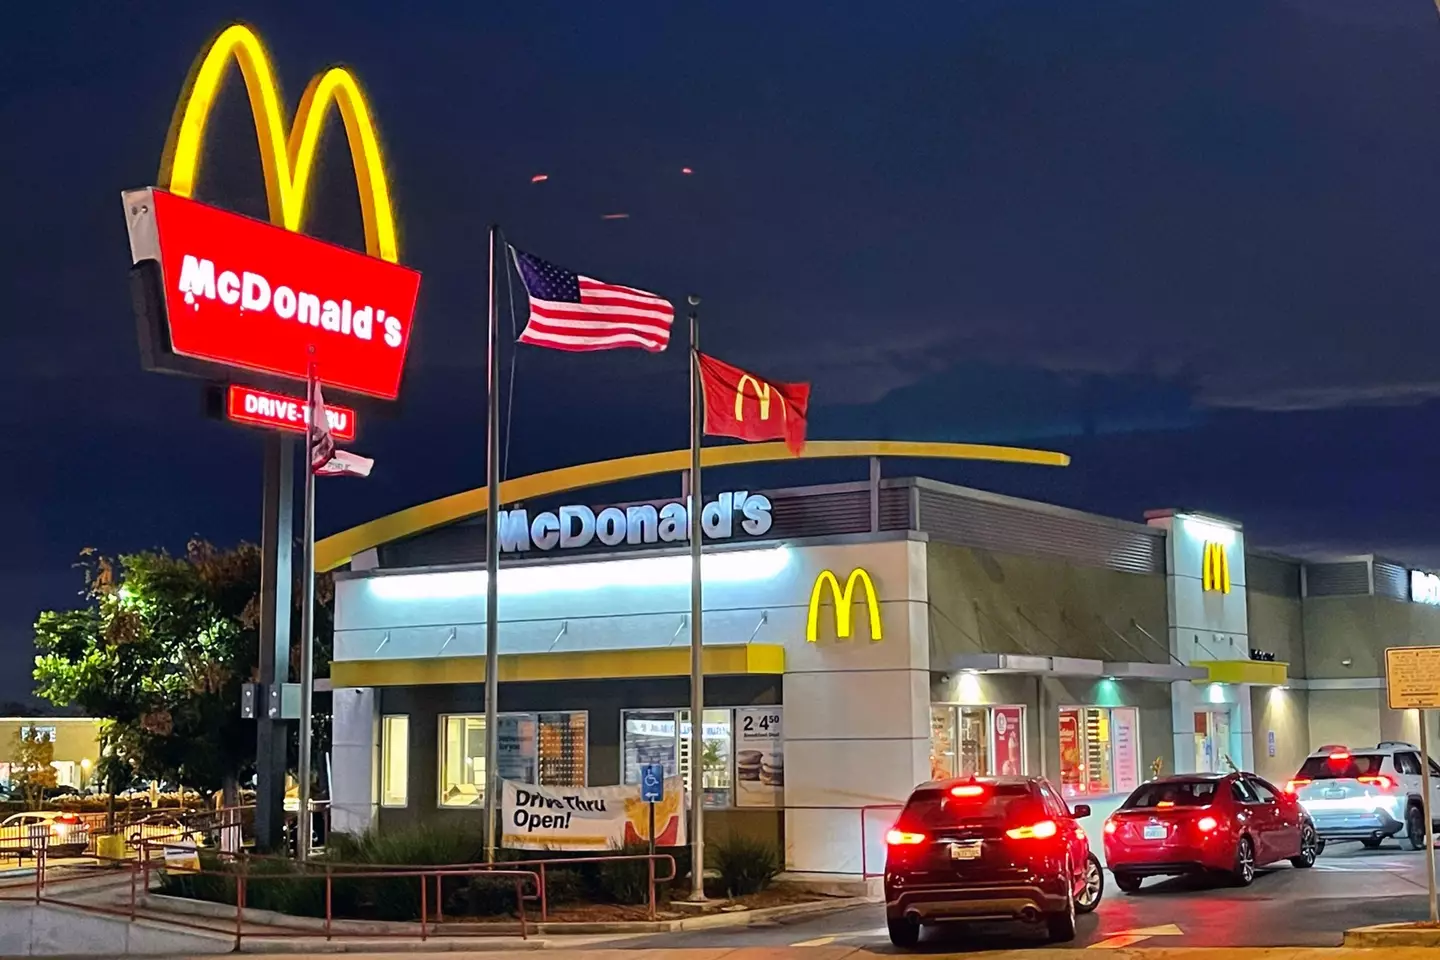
[{"x1": 500, "y1": 777, "x2": 687, "y2": 851}]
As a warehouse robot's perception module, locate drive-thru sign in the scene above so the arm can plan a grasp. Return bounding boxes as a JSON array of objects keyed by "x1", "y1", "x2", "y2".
[{"x1": 1384, "y1": 645, "x2": 1440, "y2": 923}]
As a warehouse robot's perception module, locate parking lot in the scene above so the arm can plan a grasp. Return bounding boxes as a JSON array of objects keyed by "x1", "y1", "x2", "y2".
[{"x1": 608, "y1": 840, "x2": 1440, "y2": 951}]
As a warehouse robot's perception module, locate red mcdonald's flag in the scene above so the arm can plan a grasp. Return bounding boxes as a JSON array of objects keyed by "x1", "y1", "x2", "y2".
[{"x1": 697, "y1": 353, "x2": 811, "y2": 455}]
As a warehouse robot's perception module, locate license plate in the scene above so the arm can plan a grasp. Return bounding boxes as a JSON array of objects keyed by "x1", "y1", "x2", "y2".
[
  {"x1": 1324, "y1": 789, "x2": 1345, "y2": 800},
  {"x1": 950, "y1": 842, "x2": 982, "y2": 860},
  {"x1": 1143, "y1": 824, "x2": 1167, "y2": 840}
]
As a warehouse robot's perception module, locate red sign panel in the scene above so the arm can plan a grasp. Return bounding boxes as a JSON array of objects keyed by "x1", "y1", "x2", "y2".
[
  {"x1": 226, "y1": 384, "x2": 356, "y2": 442},
  {"x1": 130, "y1": 189, "x2": 421, "y2": 400}
]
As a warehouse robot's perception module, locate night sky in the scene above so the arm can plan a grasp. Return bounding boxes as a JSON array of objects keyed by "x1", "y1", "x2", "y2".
[{"x1": 5, "y1": 1, "x2": 1440, "y2": 702}]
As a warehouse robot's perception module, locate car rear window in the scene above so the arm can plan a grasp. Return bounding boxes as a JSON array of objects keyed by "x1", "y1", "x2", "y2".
[
  {"x1": 1296, "y1": 753, "x2": 1385, "y2": 780},
  {"x1": 900, "y1": 783, "x2": 1038, "y2": 827},
  {"x1": 1123, "y1": 780, "x2": 1219, "y2": 808}
]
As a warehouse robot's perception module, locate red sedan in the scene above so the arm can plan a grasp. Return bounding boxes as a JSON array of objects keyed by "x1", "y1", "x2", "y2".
[{"x1": 1103, "y1": 772, "x2": 1318, "y2": 891}]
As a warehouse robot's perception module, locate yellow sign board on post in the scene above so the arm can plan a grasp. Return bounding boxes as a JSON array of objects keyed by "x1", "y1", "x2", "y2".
[{"x1": 1384, "y1": 646, "x2": 1440, "y2": 709}]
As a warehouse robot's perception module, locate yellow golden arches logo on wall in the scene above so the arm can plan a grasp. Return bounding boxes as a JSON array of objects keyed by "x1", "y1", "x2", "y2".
[
  {"x1": 1203, "y1": 541, "x2": 1231, "y2": 594},
  {"x1": 806, "y1": 568, "x2": 883, "y2": 643},
  {"x1": 735, "y1": 374, "x2": 787, "y2": 422},
  {"x1": 158, "y1": 22, "x2": 399, "y2": 263}
]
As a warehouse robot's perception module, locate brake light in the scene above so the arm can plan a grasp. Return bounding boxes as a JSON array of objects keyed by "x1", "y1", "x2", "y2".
[
  {"x1": 1359, "y1": 775, "x2": 1395, "y2": 792},
  {"x1": 950, "y1": 784, "x2": 986, "y2": 798},
  {"x1": 1156, "y1": 800, "x2": 1175, "y2": 808},
  {"x1": 1329, "y1": 750, "x2": 1351, "y2": 761},
  {"x1": 1285, "y1": 779, "x2": 1310, "y2": 794},
  {"x1": 1006, "y1": 819, "x2": 1059, "y2": 840},
  {"x1": 886, "y1": 829, "x2": 926, "y2": 846},
  {"x1": 1103, "y1": 819, "x2": 1117, "y2": 834},
  {"x1": 1196, "y1": 816, "x2": 1219, "y2": 832}
]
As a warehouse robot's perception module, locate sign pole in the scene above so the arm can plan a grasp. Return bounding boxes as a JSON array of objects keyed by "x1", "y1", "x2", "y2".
[
  {"x1": 254, "y1": 433, "x2": 293, "y2": 852},
  {"x1": 1423, "y1": 711, "x2": 1438, "y2": 924},
  {"x1": 296, "y1": 361, "x2": 318, "y2": 861},
  {"x1": 482, "y1": 225, "x2": 503, "y2": 863},
  {"x1": 687, "y1": 297, "x2": 706, "y2": 902}
]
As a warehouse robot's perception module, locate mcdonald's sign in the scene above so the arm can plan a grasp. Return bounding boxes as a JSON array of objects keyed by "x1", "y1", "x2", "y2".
[
  {"x1": 122, "y1": 24, "x2": 422, "y2": 401},
  {"x1": 806, "y1": 568, "x2": 883, "y2": 643},
  {"x1": 1202, "y1": 541, "x2": 1231, "y2": 594},
  {"x1": 697, "y1": 353, "x2": 811, "y2": 455},
  {"x1": 735, "y1": 374, "x2": 787, "y2": 423}
]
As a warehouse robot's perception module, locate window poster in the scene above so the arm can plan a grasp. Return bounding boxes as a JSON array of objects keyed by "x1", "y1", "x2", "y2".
[
  {"x1": 734, "y1": 706, "x2": 783, "y2": 807},
  {"x1": 1058, "y1": 710, "x2": 1082, "y2": 795},
  {"x1": 992, "y1": 706, "x2": 1024, "y2": 776},
  {"x1": 1112, "y1": 707, "x2": 1139, "y2": 794},
  {"x1": 496, "y1": 714, "x2": 538, "y2": 784}
]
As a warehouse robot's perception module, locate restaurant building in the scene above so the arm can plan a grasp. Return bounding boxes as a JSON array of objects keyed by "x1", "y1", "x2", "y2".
[{"x1": 325, "y1": 472, "x2": 1440, "y2": 877}]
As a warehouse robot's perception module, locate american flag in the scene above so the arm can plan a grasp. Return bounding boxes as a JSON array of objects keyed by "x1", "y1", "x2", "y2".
[{"x1": 510, "y1": 246, "x2": 675, "y2": 352}]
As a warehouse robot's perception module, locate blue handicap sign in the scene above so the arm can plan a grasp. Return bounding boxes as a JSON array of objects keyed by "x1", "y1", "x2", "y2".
[{"x1": 640, "y1": 763, "x2": 664, "y2": 802}]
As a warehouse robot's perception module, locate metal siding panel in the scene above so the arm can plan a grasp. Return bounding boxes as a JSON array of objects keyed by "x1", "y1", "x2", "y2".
[
  {"x1": 1304, "y1": 562, "x2": 1372, "y2": 597},
  {"x1": 1374, "y1": 561, "x2": 1409, "y2": 601},
  {"x1": 916, "y1": 489, "x2": 1164, "y2": 575}
]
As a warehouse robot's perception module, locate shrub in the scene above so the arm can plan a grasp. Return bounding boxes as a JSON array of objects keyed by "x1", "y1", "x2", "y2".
[
  {"x1": 593, "y1": 843, "x2": 657, "y2": 905},
  {"x1": 710, "y1": 836, "x2": 781, "y2": 898}
]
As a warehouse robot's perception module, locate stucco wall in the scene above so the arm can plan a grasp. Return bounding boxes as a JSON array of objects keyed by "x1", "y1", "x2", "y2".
[
  {"x1": 927, "y1": 543, "x2": 1169, "y2": 666},
  {"x1": 1249, "y1": 686, "x2": 1310, "y2": 784},
  {"x1": 1302, "y1": 597, "x2": 1379, "y2": 678},
  {"x1": 1248, "y1": 593, "x2": 1306, "y2": 679}
]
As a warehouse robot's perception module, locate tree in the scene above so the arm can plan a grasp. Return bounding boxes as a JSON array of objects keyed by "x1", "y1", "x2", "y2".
[
  {"x1": 12, "y1": 727, "x2": 57, "y2": 811},
  {"x1": 32, "y1": 541, "x2": 333, "y2": 801}
]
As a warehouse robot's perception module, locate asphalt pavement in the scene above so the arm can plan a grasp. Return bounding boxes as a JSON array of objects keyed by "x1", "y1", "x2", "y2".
[{"x1": 590, "y1": 839, "x2": 1440, "y2": 951}]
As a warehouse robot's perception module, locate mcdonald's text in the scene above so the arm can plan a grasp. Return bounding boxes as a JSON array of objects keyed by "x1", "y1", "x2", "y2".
[
  {"x1": 126, "y1": 189, "x2": 421, "y2": 400},
  {"x1": 226, "y1": 384, "x2": 356, "y2": 442},
  {"x1": 498, "y1": 491, "x2": 772, "y2": 552}
]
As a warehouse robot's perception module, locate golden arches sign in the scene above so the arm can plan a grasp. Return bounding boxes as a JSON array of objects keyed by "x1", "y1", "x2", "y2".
[
  {"x1": 1202, "y1": 541, "x2": 1231, "y2": 594},
  {"x1": 806, "y1": 568, "x2": 883, "y2": 643},
  {"x1": 158, "y1": 23, "x2": 399, "y2": 263},
  {"x1": 314, "y1": 439, "x2": 1071, "y2": 572}
]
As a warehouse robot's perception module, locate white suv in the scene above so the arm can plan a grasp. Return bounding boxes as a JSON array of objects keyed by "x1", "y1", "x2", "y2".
[{"x1": 1287, "y1": 742, "x2": 1440, "y2": 851}]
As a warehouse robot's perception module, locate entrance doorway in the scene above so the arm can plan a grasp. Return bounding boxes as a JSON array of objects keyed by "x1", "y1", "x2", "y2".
[{"x1": 1194, "y1": 709, "x2": 1232, "y2": 773}]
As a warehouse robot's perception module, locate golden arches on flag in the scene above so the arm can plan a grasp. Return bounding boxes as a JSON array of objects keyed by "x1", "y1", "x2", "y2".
[{"x1": 158, "y1": 22, "x2": 400, "y2": 263}]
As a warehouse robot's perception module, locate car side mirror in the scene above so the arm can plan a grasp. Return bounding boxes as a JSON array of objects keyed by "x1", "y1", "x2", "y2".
[{"x1": 1071, "y1": 804, "x2": 1091, "y2": 818}]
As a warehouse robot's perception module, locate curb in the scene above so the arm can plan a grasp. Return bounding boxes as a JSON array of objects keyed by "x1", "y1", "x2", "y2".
[
  {"x1": 534, "y1": 896, "x2": 874, "y2": 934},
  {"x1": 1344, "y1": 923, "x2": 1440, "y2": 948}
]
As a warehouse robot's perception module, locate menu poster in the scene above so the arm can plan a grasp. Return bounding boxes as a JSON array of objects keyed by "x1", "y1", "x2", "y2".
[
  {"x1": 735, "y1": 706, "x2": 783, "y2": 807},
  {"x1": 1058, "y1": 711, "x2": 1081, "y2": 791},
  {"x1": 1112, "y1": 708, "x2": 1139, "y2": 793},
  {"x1": 497, "y1": 715, "x2": 538, "y2": 784},
  {"x1": 992, "y1": 706, "x2": 1023, "y2": 776}
]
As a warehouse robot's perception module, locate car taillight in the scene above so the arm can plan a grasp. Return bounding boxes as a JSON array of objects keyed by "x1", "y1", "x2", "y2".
[
  {"x1": 1359, "y1": 775, "x2": 1395, "y2": 792},
  {"x1": 886, "y1": 829, "x2": 926, "y2": 846},
  {"x1": 1285, "y1": 779, "x2": 1310, "y2": 793},
  {"x1": 1103, "y1": 818, "x2": 1117, "y2": 834},
  {"x1": 950, "y1": 784, "x2": 985, "y2": 798},
  {"x1": 1006, "y1": 819, "x2": 1058, "y2": 840},
  {"x1": 1196, "y1": 816, "x2": 1219, "y2": 832},
  {"x1": 1329, "y1": 750, "x2": 1351, "y2": 761}
]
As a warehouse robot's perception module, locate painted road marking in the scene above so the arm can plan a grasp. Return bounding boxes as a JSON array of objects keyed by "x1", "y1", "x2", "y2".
[
  {"x1": 1088, "y1": 923, "x2": 1183, "y2": 948},
  {"x1": 791, "y1": 937, "x2": 838, "y2": 946}
]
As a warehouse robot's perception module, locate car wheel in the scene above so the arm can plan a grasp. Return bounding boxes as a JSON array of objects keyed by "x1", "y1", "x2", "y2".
[
  {"x1": 1315, "y1": 839, "x2": 1326, "y2": 856},
  {"x1": 1114, "y1": 871, "x2": 1143, "y2": 894},
  {"x1": 887, "y1": 917, "x2": 920, "y2": 948},
  {"x1": 1362, "y1": 837, "x2": 1385, "y2": 850},
  {"x1": 1076, "y1": 853, "x2": 1104, "y2": 913},
  {"x1": 1409, "y1": 805, "x2": 1428, "y2": 850},
  {"x1": 1232, "y1": 835, "x2": 1256, "y2": 886},
  {"x1": 1291, "y1": 824, "x2": 1318, "y2": 868}
]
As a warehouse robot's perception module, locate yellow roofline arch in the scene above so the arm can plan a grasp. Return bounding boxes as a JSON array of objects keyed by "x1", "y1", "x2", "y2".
[
  {"x1": 315, "y1": 439, "x2": 1070, "y2": 572},
  {"x1": 158, "y1": 22, "x2": 399, "y2": 262}
]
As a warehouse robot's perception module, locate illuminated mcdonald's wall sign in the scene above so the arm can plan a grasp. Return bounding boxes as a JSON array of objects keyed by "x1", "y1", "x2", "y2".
[
  {"x1": 806, "y1": 568, "x2": 883, "y2": 643},
  {"x1": 1202, "y1": 541, "x2": 1231, "y2": 594},
  {"x1": 122, "y1": 23, "x2": 421, "y2": 401}
]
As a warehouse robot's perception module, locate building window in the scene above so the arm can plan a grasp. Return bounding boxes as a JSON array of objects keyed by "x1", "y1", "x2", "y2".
[
  {"x1": 621, "y1": 708, "x2": 735, "y2": 808},
  {"x1": 1059, "y1": 706, "x2": 1140, "y2": 798},
  {"x1": 929, "y1": 705, "x2": 1026, "y2": 779},
  {"x1": 380, "y1": 715, "x2": 409, "y2": 807},
  {"x1": 440, "y1": 715, "x2": 486, "y2": 807},
  {"x1": 439, "y1": 712, "x2": 589, "y2": 806}
]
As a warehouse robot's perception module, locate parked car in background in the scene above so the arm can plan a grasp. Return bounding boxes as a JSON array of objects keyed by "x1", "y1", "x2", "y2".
[
  {"x1": 883, "y1": 776, "x2": 1102, "y2": 947},
  {"x1": 0, "y1": 812, "x2": 89, "y2": 857},
  {"x1": 126, "y1": 811, "x2": 207, "y2": 849},
  {"x1": 1104, "y1": 772, "x2": 1317, "y2": 891},
  {"x1": 1287, "y1": 742, "x2": 1439, "y2": 850}
]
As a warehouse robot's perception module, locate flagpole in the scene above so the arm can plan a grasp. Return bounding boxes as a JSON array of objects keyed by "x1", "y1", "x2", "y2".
[
  {"x1": 296, "y1": 358, "x2": 318, "y2": 862},
  {"x1": 686, "y1": 295, "x2": 706, "y2": 901},
  {"x1": 483, "y1": 224, "x2": 503, "y2": 863}
]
